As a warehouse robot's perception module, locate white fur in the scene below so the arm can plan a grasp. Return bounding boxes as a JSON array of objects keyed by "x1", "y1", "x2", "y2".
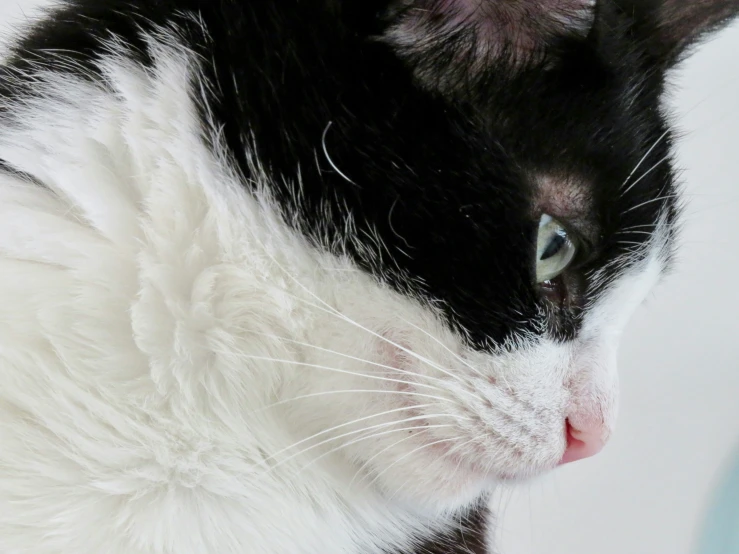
[{"x1": 0, "y1": 32, "x2": 668, "y2": 553}]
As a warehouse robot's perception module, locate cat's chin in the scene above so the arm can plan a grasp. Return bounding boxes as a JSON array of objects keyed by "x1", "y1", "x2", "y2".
[
  {"x1": 431, "y1": 444, "x2": 556, "y2": 485},
  {"x1": 369, "y1": 443, "x2": 561, "y2": 511}
]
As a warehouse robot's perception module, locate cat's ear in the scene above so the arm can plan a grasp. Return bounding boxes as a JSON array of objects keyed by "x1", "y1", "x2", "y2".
[
  {"x1": 371, "y1": 0, "x2": 597, "y2": 92},
  {"x1": 649, "y1": 0, "x2": 739, "y2": 64}
]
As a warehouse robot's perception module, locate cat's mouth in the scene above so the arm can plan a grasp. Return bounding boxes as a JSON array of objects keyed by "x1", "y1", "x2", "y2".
[
  {"x1": 361, "y1": 322, "x2": 618, "y2": 498},
  {"x1": 416, "y1": 415, "x2": 603, "y2": 486},
  {"x1": 418, "y1": 429, "x2": 560, "y2": 485}
]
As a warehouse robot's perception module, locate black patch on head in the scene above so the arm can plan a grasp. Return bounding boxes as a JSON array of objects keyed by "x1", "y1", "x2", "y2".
[{"x1": 0, "y1": 0, "x2": 727, "y2": 355}]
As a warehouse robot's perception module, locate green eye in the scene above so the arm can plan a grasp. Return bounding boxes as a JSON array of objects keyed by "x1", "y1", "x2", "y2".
[{"x1": 536, "y1": 214, "x2": 577, "y2": 283}]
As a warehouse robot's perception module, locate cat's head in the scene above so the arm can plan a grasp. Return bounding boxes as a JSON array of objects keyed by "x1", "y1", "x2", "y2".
[{"x1": 234, "y1": 0, "x2": 739, "y2": 511}]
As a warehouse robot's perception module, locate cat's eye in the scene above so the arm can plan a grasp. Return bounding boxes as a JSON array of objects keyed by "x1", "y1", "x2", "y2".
[{"x1": 536, "y1": 214, "x2": 577, "y2": 283}]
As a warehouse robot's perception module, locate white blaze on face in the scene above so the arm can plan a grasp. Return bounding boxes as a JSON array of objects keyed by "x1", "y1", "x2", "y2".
[{"x1": 566, "y1": 216, "x2": 670, "y2": 439}]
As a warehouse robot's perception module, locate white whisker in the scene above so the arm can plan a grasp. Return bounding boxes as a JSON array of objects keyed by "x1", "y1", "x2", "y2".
[
  {"x1": 347, "y1": 430, "x2": 429, "y2": 490},
  {"x1": 241, "y1": 330, "x2": 451, "y2": 388},
  {"x1": 363, "y1": 437, "x2": 458, "y2": 491},
  {"x1": 244, "y1": 232, "x2": 487, "y2": 399},
  {"x1": 618, "y1": 223, "x2": 658, "y2": 232},
  {"x1": 614, "y1": 230, "x2": 654, "y2": 237},
  {"x1": 620, "y1": 129, "x2": 670, "y2": 191},
  {"x1": 396, "y1": 315, "x2": 490, "y2": 382},
  {"x1": 264, "y1": 414, "x2": 466, "y2": 474},
  {"x1": 252, "y1": 389, "x2": 457, "y2": 414},
  {"x1": 321, "y1": 121, "x2": 357, "y2": 186},
  {"x1": 241, "y1": 354, "x2": 445, "y2": 393},
  {"x1": 261, "y1": 404, "x2": 433, "y2": 463},
  {"x1": 262, "y1": 294, "x2": 484, "y2": 401},
  {"x1": 623, "y1": 193, "x2": 680, "y2": 215},
  {"x1": 617, "y1": 240, "x2": 646, "y2": 248},
  {"x1": 298, "y1": 424, "x2": 455, "y2": 477},
  {"x1": 286, "y1": 293, "x2": 461, "y2": 377},
  {"x1": 621, "y1": 153, "x2": 671, "y2": 197},
  {"x1": 256, "y1": 258, "x2": 472, "y2": 383}
]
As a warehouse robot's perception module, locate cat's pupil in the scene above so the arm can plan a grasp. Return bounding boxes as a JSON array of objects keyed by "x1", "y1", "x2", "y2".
[{"x1": 541, "y1": 232, "x2": 566, "y2": 261}]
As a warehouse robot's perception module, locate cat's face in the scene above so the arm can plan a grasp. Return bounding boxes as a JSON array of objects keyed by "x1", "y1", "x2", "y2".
[
  {"x1": 258, "y1": 0, "x2": 731, "y2": 510},
  {"x1": 119, "y1": 0, "x2": 735, "y2": 513}
]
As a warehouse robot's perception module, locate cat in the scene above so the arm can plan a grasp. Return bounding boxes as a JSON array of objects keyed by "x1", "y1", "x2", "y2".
[{"x1": 0, "y1": 0, "x2": 737, "y2": 553}]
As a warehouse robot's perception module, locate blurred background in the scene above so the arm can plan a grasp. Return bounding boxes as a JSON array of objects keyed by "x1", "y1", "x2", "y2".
[{"x1": 1, "y1": 1, "x2": 737, "y2": 553}]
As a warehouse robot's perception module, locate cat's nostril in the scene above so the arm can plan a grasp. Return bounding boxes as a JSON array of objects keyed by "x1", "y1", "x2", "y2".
[{"x1": 559, "y1": 419, "x2": 607, "y2": 465}]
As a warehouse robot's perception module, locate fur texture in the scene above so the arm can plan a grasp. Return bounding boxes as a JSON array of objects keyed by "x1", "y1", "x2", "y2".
[{"x1": 0, "y1": 1, "x2": 737, "y2": 553}]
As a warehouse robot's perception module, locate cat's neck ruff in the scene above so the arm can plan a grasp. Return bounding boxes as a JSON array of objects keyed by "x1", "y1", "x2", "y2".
[{"x1": 0, "y1": 38, "x2": 476, "y2": 553}]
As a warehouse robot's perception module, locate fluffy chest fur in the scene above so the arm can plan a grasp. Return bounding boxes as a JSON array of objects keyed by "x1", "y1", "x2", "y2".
[{"x1": 0, "y1": 47, "x2": 407, "y2": 553}]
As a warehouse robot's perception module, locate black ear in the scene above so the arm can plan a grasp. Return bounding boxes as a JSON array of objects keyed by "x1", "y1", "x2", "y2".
[
  {"x1": 650, "y1": 0, "x2": 739, "y2": 64},
  {"x1": 368, "y1": 0, "x2": 598, "y2": 93}
]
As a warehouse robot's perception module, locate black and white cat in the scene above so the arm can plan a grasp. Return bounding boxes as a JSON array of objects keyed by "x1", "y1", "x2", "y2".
[{"x1": 0, "y1": 1, "x2": 737, "y2": 553}]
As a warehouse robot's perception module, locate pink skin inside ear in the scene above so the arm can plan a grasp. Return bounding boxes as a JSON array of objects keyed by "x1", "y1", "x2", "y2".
[{"x1": 559, "y1": 420, "x2": 606, "y2": 465}]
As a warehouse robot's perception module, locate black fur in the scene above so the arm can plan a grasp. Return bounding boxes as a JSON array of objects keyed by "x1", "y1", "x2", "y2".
[
  {"x1": 1, "y1": 0, "x2": 738, "y2": 551},
  {"x1": 651, "y1": 0, "x2": 739, "y2": 63},
  {"x1": 1, "y1": 0, "x2": 682, "y2": 351},
  {"x1": 404, "y1": 501, "x2": 490, "y2": 554}
]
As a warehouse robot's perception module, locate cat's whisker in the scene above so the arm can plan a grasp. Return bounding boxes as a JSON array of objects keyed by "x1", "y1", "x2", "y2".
[
  {"x1": 614, "y1": 230, "x2": 654, "y2": 237},
  {"x1": 289, "y1": 294, "x2": 465, "y2": 380},
  {"x1": 249, "y1": 245, "x2": 468, "y2": 379},
  {"x1": 241, "y1": 329, "x2": 451, "y2": 388},
  {"x1": 623, "y1": 193, "x2": 681, "y2": 215},
  {"x1": 297, "y1": 424, "x2": 455, "y2": 477},
  {"x1": 261, "y1": 403, "x2": 434, "y2": 463},
  {"x1": 617, "y1": 240, "x2": 647, "y2": 248},
  {"x1": 321, "y1": 121, "x2": 357, "y2": 186},
  {"x1": 240, "y1": 354, "x2": 446, "y2": 393},
  {"x1": 362, "y1": 437, "x2": 459, "y2": 492},
  {"x1": 621, "y1": 153, "x2": 671, "y2": 197},
  {"x1": 347, "y1": 430, "x2": 430, "y2": 491},
  {"x1": 263, "y1": 414, "x2": 465, "y2": 475},
  {"x1": 252, "y1": 390, "x2": 457, "y2": 415},
  {"x1": 620, "y1": 129, "x2": 670, "y2": 191},
  {"x1": 260, "y1": 273, "x2": 477, "y2": 392},
  {"x1": 618, "y1": 223, "x2": 658, "y2": 232},
  {"x1": 395, "y1": 315, "x2": 490, "y2": 382}
]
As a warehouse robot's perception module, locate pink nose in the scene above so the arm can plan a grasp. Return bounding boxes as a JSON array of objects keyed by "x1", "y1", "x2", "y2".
[{"x1": 559, "y1": 420, "x2": 607, "y2": 465}]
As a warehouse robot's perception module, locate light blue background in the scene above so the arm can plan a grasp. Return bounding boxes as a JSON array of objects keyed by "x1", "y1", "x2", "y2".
[{"x1": 699, "y1": 448, "x2": 739, "y2": 554}]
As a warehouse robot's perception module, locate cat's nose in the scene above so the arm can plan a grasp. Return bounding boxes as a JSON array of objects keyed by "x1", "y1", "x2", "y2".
[{"x1": 559, "y1": 419, "x2": 607, "y2": 465}]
